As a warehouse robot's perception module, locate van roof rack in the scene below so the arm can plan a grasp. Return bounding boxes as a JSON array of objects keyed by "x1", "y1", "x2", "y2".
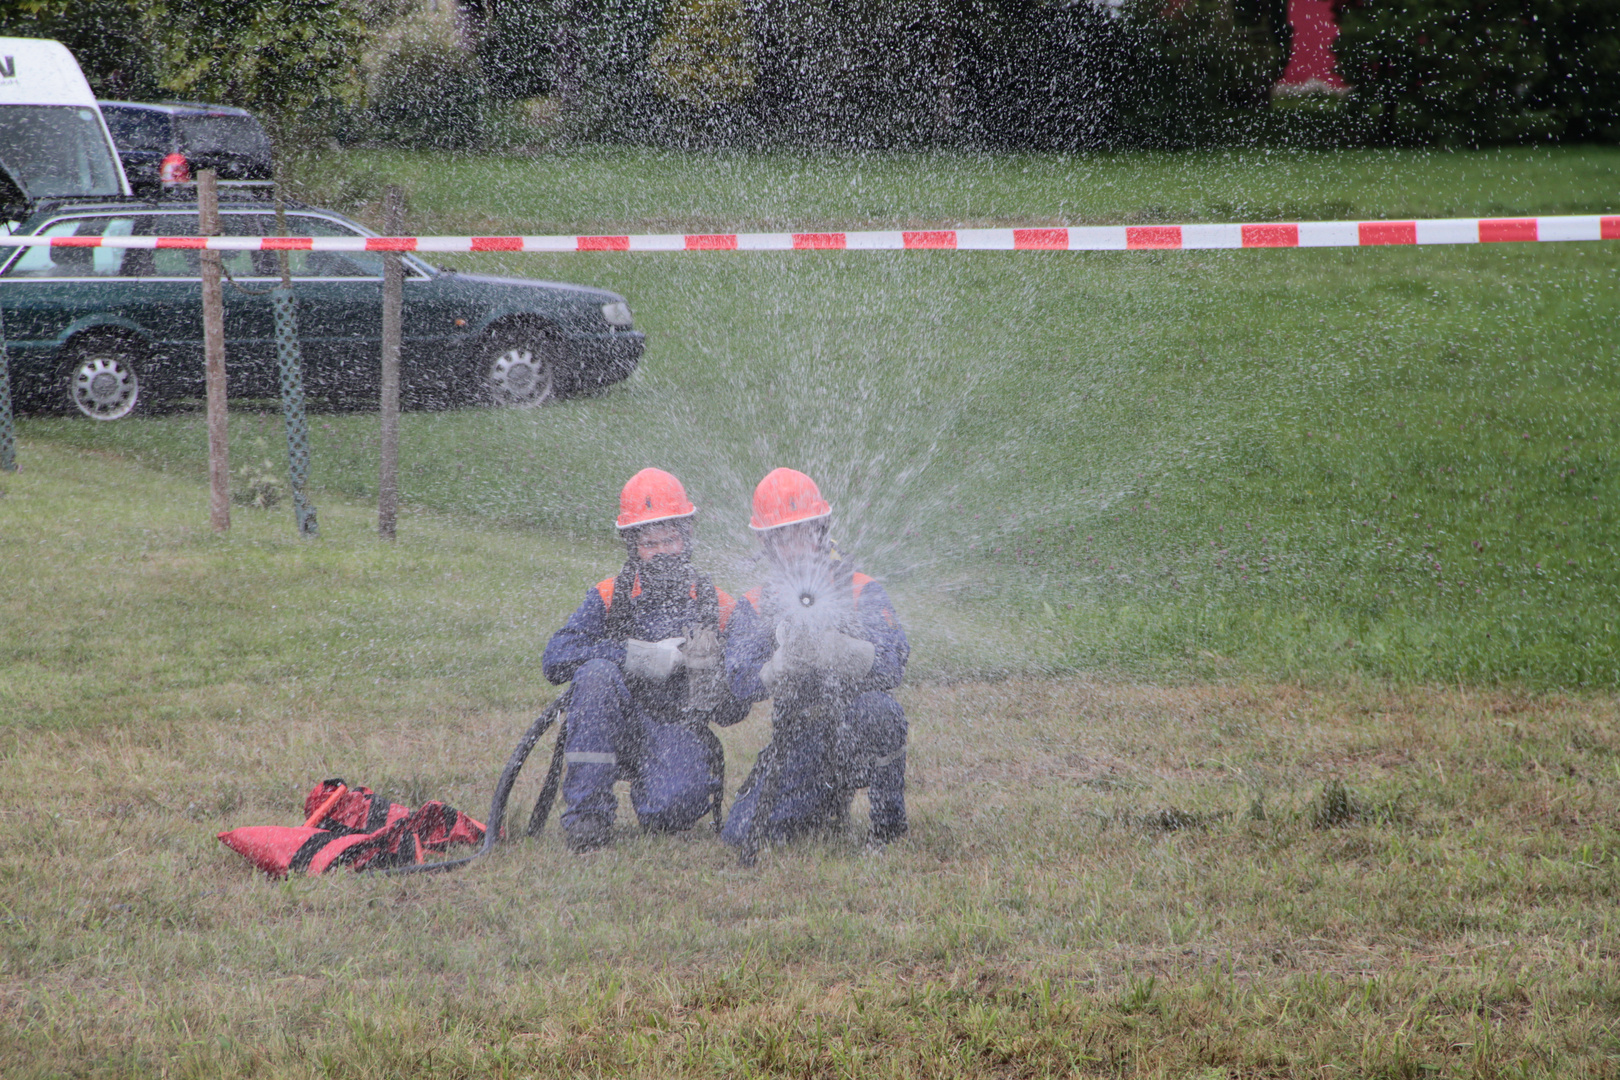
[{"x1": 162, "y1": 180, "x2": 276, "y2": 188}]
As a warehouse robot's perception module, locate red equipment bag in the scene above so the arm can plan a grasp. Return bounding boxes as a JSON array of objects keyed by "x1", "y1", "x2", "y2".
[{"x1": 218, "y1": 778, "x2": 486, "y2": 878}]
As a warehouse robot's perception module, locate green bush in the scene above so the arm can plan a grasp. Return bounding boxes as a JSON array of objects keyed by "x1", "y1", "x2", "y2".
[
  {"x1": 0, "y1": 0, "x2": 160, "y2": 100},
  {"x1": 1338, "y1": 0, "x2": 1620, "y2": 145},
  {"x1": 0, "y1": 0, "x2": 363, "y2": 139},
  {"x1": 1540, "y1": 0, "x2": 1620, "y2": 141},
  {"x1": 475, "y1": 0, "x2": 556, "y2": 101},
  {"x1": 1111, "y1": 0, "x2": 1287, "y2": 148},
  {"x1": 366, "y1": 12, "x2": 488, "y2": 150},
  {"x1": 745, "y1": 0, "x2": 955, "y2": 149},
  {"x1": 645, "y1": 0, "x2": 757, "y2": 108},
  {"x1": 151, "y1": 0, "x2": 366, "y2": 141}
]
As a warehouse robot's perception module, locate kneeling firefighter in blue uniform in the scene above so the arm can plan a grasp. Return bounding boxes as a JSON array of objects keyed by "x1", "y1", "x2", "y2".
[
  {"x1": 541, "y1": 468, "x2": 748, "y2": 853},
  {"x1": 722, "y1": 468, "x2": 910, "y2": 859}
]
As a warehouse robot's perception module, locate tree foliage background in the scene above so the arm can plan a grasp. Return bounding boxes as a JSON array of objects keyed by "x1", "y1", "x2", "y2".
[
  {"x1": 0, "y1": 0, "x2": 364, "y2": 139},
  {"x1": 0, "y1": 0, "x2": 1615, "y2": 151},
  {"x1": 1337, "y1": 0, "x2": 1620, "y2": 146}
]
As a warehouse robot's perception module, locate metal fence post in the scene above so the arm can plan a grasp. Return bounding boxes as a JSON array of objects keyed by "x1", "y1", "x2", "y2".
[
  {"x1": 378, "y1": 185, "x2": 404, "y2": 541},
  {"x1": 198, "y1": 169, "x2": 230, "y2": 533},
  {"x1": 273, "y1": 189, "x2": 316, "y2": 537}
]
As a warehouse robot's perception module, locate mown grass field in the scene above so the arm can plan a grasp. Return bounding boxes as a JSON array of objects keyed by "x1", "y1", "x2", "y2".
[
  {"x1": 4, "y1": 442, "x2": 1620, "y2": 1078},
  {"x1": 4, "y1": 147, "x2": 1620, "y2": 1077}
]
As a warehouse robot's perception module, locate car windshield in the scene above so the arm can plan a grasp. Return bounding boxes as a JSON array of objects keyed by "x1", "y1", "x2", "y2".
[
  {"x1": 100, "y1": 107, "x2": 172, "y2": 152},
  {"x1": 176, "y1": 114, "x2": 270, "y2": 158},
  {"x1": 0, "y1": 105, "x2": 123, "y2": 196}
]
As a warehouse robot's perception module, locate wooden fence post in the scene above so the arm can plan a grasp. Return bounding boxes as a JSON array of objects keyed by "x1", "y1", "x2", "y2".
[
  {"x1": 379, "y1": 185, "x2": 404, "y2": 540},
  {"x1": 199, "y1": 169, "x2": 230, "y2": 533}
]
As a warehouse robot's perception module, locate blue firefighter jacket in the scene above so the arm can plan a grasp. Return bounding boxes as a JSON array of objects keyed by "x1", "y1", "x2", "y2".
[
  {"x1": 542, "y1": 574, "x2": 750, "y2": 727},
  {"x1": 724, "y1": 571, "x2": 909, "y2": 705}
]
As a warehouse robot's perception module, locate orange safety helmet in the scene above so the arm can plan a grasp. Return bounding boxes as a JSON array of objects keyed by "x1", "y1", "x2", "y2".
[
  {"x1": 749, "y1": 467, "x2": 832, "y2": 532},
  {"x1": 616, "y1": 468, "x2": 696, "y2": 530}
]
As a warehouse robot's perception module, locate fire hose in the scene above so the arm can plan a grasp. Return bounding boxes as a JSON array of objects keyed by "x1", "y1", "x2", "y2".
[
  {"x1": 377, "y1": 671, "x2": 727, "y2": 874},
  {"x1": 376, "y1": 686, "x2": 574, "y2": 875}
]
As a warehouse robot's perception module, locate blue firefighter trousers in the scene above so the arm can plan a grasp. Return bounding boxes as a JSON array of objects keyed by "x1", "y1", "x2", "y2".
[
  {"x1": 561, "y1": 659, "x2": 722, "y2": 835},
  {"x1": 721, "y1": 690, "x2": 907, "y2": 846}
]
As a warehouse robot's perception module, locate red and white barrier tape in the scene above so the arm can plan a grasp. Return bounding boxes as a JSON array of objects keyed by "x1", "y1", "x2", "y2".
[{"x1": 9, "y1": 215, "x2": 1619, "y2": 253}]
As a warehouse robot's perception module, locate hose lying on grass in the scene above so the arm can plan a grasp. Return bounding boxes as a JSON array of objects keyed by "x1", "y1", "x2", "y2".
[{"x1": 378, "y1": 687, "x2": 574, "y2": 876}]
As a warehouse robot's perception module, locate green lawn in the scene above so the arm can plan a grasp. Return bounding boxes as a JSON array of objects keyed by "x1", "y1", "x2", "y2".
[
  {"x1": 292, "y1": 144, "x2": 1620, "y2": 232},
  {"x1": 3, "y1": 442, "x2": 1619, "y2": 1079},
  {"x1": 23, "y1": 145, "x2": 1620, "y2": 686}
]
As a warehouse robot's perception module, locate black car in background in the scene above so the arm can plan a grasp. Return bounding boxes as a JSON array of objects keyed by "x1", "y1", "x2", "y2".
[
  {"x1": 1, "y1": 197, "x2": 644, "y2": 419},
  {"x1": 97, "y1": 102, "x2": 273, "y2": 195}
]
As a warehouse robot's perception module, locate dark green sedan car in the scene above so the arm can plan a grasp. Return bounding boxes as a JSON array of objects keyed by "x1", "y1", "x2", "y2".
[{"x1": 1, "y1": 197, "x2": 644, "y2": 419}]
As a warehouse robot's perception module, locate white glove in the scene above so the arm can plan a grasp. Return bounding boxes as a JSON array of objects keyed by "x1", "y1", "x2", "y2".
[
  {"x1": 680, "y1": 628, "x2": 721, "y2": 671},
  {"x1": 776, "y1": 620, "x2": 817, "y2": 674},
  {"x1": 758, "y1": 651, "x2": 784, "y2": 693},
  {"x1": 760, "y1": 622, "x2": 874, "y2": 691},
  {"x1": 681, "y1": 628, "x2": 727, "y2": 713},
  {"x1": 761, "y1": 620, "x2": 816, "y2": 691},
  {"x1": 813, "y1": 630, "x2": 876, "y2": 681},
  {"x1": 623, "y1": 637, "x2": 685, "y2": 682}
]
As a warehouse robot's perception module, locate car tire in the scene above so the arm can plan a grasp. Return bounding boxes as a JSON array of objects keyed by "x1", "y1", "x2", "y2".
[
  {"x1": 470, "y1": 327, "x2": 558, "y2": 409},
  {"x1": 62, "y1": 335, "x2": 152, "y2": 421}
]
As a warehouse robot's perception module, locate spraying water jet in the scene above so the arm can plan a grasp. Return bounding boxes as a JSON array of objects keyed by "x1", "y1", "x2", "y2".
[{"x1": 723, "y1": 469, "x2": 912, "y2": 866}]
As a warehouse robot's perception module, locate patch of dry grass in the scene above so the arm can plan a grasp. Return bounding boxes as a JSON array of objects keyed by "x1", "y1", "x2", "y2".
[{"x1": 4, "y1": 441, "x2": 1619, "y2": 1077}]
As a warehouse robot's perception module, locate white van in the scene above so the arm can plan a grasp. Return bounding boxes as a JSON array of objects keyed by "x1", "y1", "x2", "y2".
[{"x1": 0, "y1": 37, "x2": 130, "y2": 200}]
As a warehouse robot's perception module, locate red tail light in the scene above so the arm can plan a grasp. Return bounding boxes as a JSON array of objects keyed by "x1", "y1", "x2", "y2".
[{"x1": 160, "y1": 153, "x2": 190, "y2": 184}]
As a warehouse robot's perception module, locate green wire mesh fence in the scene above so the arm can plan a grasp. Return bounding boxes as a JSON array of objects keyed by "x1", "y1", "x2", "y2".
[
  {"x1": 272, "y1": 285, "x2": 317, "y2": 537},
  {"x1": 0, "y1": 311, "x2": 16, "y2": 474}
]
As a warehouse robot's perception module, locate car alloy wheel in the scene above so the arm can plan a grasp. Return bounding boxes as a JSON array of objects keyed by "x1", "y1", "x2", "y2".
[
  {"x1": 69, "y1": 352, "x2": 141, "y2": 421},
  {"x1": 483, "y1": 339, "x2": 555, "y2": 408}
]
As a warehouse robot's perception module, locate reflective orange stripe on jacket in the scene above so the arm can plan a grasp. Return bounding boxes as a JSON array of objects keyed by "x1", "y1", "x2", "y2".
[{"x1": 596, "y1": 576, "x2": 736, "y2": 632}]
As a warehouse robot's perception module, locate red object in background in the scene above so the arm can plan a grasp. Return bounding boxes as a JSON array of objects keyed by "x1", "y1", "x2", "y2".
[
  {"x1": 1275, "y1": 0, "x2": 1348, "y2": 94},
  {"x1": 159, "y1": 152, "x2": 190, "y2": 184}
]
